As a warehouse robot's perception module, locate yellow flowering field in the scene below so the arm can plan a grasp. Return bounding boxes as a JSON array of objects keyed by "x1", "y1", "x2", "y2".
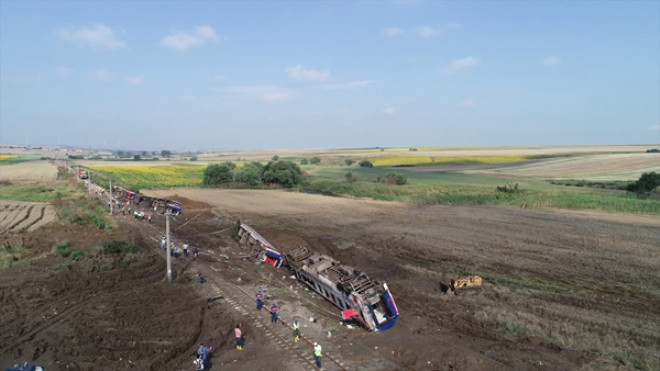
[
  {"x1": 0, "y1": 155, "x2": 19, "y2": 161},
  {"x1": 370, "y1": 155, "x2": 530, "y2": 167},
  {"x1": 89, "y1": 165, "x2": 205, "y2": 188}
]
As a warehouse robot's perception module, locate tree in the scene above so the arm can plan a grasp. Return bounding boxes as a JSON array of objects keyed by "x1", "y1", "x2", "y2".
[
  {"x1": 203, "y1": 163, "x2": 233, "y2": 186},
  {"x1": 359, "y1": 160, "x2": 373, "y2": 168},
  {"x1": 344, "y1": 159, "x2": 355, "y2": 166},
  {"x1": 627, "y1": 172, "x2": 660, "y2": 193},
  {"x1": 161, "y1": 150, "x2": 171, "y2": 158},
  {"x1": 133, "y1": 155, "x2": 141, "y2": 161},
  {"x1": 272, "y1": 155, "x2": 279, "y2": 161},
  {"x1": 262, "y1": 160, "x2": 303, "y2": 188},
  {"x1": 310, "y1": 157, "x2": 321, "y2": 164},
  {"x1": 235, "y1": 163, "x2": 262, "y2": 186}
]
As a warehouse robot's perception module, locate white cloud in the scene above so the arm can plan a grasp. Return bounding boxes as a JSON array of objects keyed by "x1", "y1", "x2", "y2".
[
  {"x1": 126, "y1": 76, "x2": 145, "y2": 85},
  {"x1": 543, "y1": 56, "x2": 561, "y2": 66},
  {"x1": 443, "y1": 57, "x2": 480, "y2": 74},
  {"x1": 95, "y1": 69, "x2": 112, "y2": 82},
  {"x1": 212, "y1": 85, "x2": 294, "y2": 102},
  {"x1": 413, "y1": 26, "x2": 441, "y2": 38},
  {"x1": 287, "y1": 65, "x2": 331, "y2": 83},
  {"x1": 181, "y1": 95, "x2": 196, "y2": 102},
  {"x1": 54, "y1": 66, "x2": 72, "y2": 77},
  {"x1": 651, "y1": 125, "x2": 660, "y2": 131},
  {"x1": 460, "y1": 100, "x2": 475, "y2": 107},
  {"x1": 383, "y1": 107, "x2": 395, "y2": 115},
  {"x1": 214, "y1": 74, "x2": 227, "y2": 82},
  {"x1": 57, "y1": 23, "x2": 126, "y2": 50},
  {"x1": 317, "y1": 80, "x2": 375, "y2": 91},
  {"x1": 381, "y1": 27, "x2": 405, "y2": 38},
  {"x1": 160, "y1": 24, "x2": 220, "y2": 51},
  {"x1": 263, "y1": 92, "x2": 292, "y2": 102}
]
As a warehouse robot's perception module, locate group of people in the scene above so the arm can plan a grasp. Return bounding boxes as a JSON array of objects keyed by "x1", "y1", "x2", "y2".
[{"x1": 161, "y1": 238, "x2": 199, "y2": 258}]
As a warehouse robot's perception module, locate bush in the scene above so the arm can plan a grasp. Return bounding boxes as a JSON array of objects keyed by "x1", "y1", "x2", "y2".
[
  {"x1": 102, "y1": 240, "x2": 140, "y2": 254},
  {"x1": 379, "y1": 172, "x2": 408, "y2": 185},
  {"x1": 646, "y1": 149, "x2": 659, "y2": 153},
  {"x1": 56, "y1": 241, "x2": 71, "y2": 258},
  {"x1": 359, "y1": 160, "x2": 373, "y2": 168},
  {"x1": 345, "y1": 172, "x2": 357, "y2": 182},
  {"x1": 310, "y1": 157, "x2": 321, "y2": 164},
  {"x1": 496, "y1": 183, "x2": 520, "y2": 193},
  {"x1": 262, "y1": 160, "x2": 303, "y2": 188},
  {"x1": 344, "y1": 159, "x2": 355, "y2": 166},
  {"x1": 300, "y1": 158, "x2": 309, "y2": 165},
  {"x1": 627, "y1": 172, "x2": 660, "y2": 193},
  {"x1": 272, "y1": 155, "x2": 279, "y2": 161},
  {"x1": 203, "y1": 163, "x2": 234, "y2": 186},
  {"x1": 70, "y1": 251, "x2": 85, "y2": 261}
]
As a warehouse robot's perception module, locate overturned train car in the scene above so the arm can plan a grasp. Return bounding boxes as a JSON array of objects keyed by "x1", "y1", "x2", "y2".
[
  {"x1": 234, "y1": 221, "x2": 398, "y2": 331},
  {"x1": 286, "y1": 245, "x2": 399, "y2": 332}
]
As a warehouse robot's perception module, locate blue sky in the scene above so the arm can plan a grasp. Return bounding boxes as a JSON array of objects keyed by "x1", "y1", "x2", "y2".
[{"x1": 1, "y1": 1, "x2": 659, "y2": 151}]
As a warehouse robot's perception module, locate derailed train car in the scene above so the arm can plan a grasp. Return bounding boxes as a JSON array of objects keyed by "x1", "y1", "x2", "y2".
[
  {"x1": 285, "y1": 245, "x2": 399, "y2": 331},
  {"x1": 234, "y1": 221, "x2": 399, "y2": 331}
]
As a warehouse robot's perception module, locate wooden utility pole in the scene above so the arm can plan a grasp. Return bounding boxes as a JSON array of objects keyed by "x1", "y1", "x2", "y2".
[{"x1": 166, "y1": 212, "x2": 172, "y2": 283}]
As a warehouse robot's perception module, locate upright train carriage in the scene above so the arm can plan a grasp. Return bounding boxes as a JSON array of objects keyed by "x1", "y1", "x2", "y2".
[{"x1": 234, "y1": 221, "x2": 399, "y2": 331}]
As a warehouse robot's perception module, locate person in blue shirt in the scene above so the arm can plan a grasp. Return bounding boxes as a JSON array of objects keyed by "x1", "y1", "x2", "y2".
[{"x1": 197, "y1": 343, "x2": 211, "y2": 369}]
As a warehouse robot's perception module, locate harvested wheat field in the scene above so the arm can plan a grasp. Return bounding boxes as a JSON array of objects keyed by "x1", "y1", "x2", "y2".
[{"x1": 0, "y1": 161, "x2": 58, "y2": 182}]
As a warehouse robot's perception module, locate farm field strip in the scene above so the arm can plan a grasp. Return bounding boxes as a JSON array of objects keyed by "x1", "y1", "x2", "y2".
[
  {"x1": 89, "y1": 165, "x2": 205, "y2": 188},
  {"x1": 0, "y1": 201, "x2": 56, "y2": 234}
]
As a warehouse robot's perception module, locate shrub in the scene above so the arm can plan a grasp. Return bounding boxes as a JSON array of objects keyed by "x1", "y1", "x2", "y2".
[
  {"x1": 310, "y1": 157, "x2": 321, "y2": 164},
  {"x1": 56, "y1": 241, "x2": 71, "y2": 258},
  {"x1": 627, "y1": 172, "x2": 660, "y2": 193},
  {"x1": 345, "y1": 172, "x2": 357, "y2": 182},
  {"x1": 496, "y1": 183, "x2": 520, "y2": 193},
  {"x1": 300, "y1": 158, "x2": 309, "y2": 165},
  {"x1": 102, "y1": 240, "x2": 140, "y2": 254},
  {"x1": 646, "y1": 149, "x2": 659, "y2": 153},
  {"x1": 359, "y1": 160, "x2": 373, "y2": 168},
  {"x1": 70, "y1": 251, "x2": 85, "y2": 261},
  {"x1": 272, "y1": 155, "x2": 279, "y2": 161},
  {"x1": 379, "y1": 172, "x2": 408, "y2": 185},
  {"x1": 190, "y1": 156, "x2": 198, "y2": 161},
  {"x1": 344, "y1": 159, "x2": 355, "y2": 166}
]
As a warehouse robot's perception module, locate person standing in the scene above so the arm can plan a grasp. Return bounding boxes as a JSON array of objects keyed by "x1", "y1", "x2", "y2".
[
  {"x1": 255, "y1": 290, "x2": 263, "y2": 310},
  {"x1": 161, "y1": 237, "x2": 166, "y2": 251},
  {"x1": 270, "y1": 303, "x2": 278, "y2": 323},
  {"x1": 193, "y1": 243, "x2": 199, "y2": 257},
  {"x1": 183, "y1": 243, "x2": 189, "y2": 257},
  {"x1": 197, "y1": 343, "x2": 211, "y2": 369},
  {"x1": 313, "y1": 342, "x2": 322, "y2": 369},
  {"x1": 293, "y1": 319, "x2": 300, "y2": 342},
  {"x1": 175, "y1": 246, "x2": 182, "y2": 258},
  {"x1": 234, "y1": 324, "x2": 243, "y2": 350}
]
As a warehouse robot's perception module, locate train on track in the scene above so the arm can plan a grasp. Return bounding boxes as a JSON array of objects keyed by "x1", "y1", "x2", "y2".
[{"x1": 235, "y1": 221, "x2": 399, "y2": 332}]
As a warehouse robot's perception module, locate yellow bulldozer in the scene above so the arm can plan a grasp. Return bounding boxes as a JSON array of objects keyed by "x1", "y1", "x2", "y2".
[{"x1": 440, "y1": 275, "x2": 483, "y2": 294}]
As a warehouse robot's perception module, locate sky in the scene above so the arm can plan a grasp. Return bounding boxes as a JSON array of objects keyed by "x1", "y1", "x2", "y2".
[{"x1": 1, "y1": 0, "x2": 659, "y2": 151}]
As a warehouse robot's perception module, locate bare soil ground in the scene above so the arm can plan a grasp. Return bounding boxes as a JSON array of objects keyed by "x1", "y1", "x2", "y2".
[{"x1": 1, "y1": 176, "x2": 658, "y2": 370}]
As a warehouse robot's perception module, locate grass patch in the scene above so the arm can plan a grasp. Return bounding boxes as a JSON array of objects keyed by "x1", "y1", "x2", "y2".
[
  {"x1": 56, "y1": 241, "x2": 71, "y2": 258},
  {"x1": 0, "y1": 243, "x2": 31, "y2": 268},
  {"x1": 54, "y1": 196, "x2": 111, "y2": 229},
  {"x1": 0, "y1": 184, "x2": 69, "y2": 202},
  {"x1": 70, "y1": 250, "x2": 85, "y2": 261}
]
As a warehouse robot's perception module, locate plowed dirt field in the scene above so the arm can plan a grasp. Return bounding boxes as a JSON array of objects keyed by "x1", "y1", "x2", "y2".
[{"x1": 1, "y1": 186, "x2": 658, "y2": 370}]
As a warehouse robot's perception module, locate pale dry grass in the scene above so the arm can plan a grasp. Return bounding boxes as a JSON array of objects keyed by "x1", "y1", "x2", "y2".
[
  {"x1": 0, "y1": 162, "x2": 58, "y2": 182},
  {"x1": 468, "y1": 153, "x2": 660, "y2": 181}
]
